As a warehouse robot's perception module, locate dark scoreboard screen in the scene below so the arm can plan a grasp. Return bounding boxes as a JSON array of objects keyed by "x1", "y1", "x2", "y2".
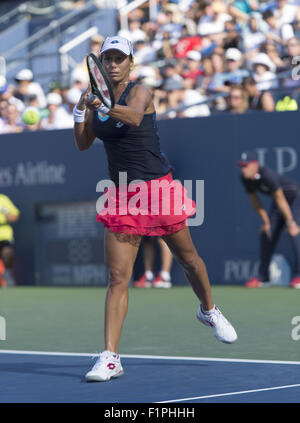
[{"x1": 35, "y1": 201, "x2": 108, "y2": 286}]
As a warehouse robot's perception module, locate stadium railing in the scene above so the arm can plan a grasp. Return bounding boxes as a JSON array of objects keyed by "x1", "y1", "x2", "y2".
[
  {"x1": 1, "y1": 0, "x2": 97, "y2": 61},
  {"x1": 0, "y1": 0, "x2": 65, "y2": 33},
  {"x1": 157, "y1": 68, "x2": 300, "y2": 119},
  {"x1": 119, "y1": 0, "x2": 157, "y2": 30},
  {"x1": 1, "y1": 1, "x2": 115, "y2": 87},
  {"x1": 0, "y1": 2, "x2": 28, "y2": 32},
  {"x1": 59, "y1": 25, "x2": 99, "y2": 79},
  {"x1": 1, "y1": 0, "x2": 160, "y2": 87}
]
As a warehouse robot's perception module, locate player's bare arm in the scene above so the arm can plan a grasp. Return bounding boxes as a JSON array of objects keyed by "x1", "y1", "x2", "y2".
[
  {"x1": 86, "y1": 84, "x2": 153, "y2": 127},
  {"x1": 109, "y1": 84, "x2": 153, "y2": 127},
  {"x1": 74, "y1": 87, "x2": 96, "y2": 151}
]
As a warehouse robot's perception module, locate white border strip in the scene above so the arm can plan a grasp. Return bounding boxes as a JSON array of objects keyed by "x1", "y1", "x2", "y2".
[
  {"x1": 156, "y1": 383, "x2": 300, "y2": 403},
  {"x1": 0, "y1": 349, "x2": 300, "y2": 365}
]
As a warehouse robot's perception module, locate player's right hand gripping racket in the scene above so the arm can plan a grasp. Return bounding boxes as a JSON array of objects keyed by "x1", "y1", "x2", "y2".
[{"x1": 86, "y1": 53, "x2": 115, "y2": 110}]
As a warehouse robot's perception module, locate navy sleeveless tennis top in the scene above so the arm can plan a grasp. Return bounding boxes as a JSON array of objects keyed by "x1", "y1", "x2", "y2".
[{"x1": 92, "y1": 81, "x2": 170, "y2": 185}]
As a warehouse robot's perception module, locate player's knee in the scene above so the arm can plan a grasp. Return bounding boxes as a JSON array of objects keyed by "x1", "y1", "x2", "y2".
[
  {"x1": 178, "y1": 251, "x2": 200, "y2": 273},
  {"x1": 108, "y1": 266, "x2": 131, "y2": 288}
]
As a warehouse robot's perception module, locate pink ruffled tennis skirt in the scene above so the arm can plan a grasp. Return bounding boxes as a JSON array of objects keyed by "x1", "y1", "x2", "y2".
[{"x1": 96, "y1": 172, "x2": 196, "y2": 236}]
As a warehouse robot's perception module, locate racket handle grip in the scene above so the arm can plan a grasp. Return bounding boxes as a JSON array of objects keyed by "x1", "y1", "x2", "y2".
[
  {"x1": 88, "y1": 93, "x2": 97, "y2": 102},
  {"x1": 88, "y1": 93, "x2": 110, "y2": 114},
  {"x1": 96, "y1": 104, "x2": 110, "y2": 114}
]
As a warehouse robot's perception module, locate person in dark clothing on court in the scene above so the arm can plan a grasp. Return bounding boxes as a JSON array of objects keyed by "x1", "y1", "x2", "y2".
[{"x1": 238, "y1": 151, "x2": 300, "y2": 288}]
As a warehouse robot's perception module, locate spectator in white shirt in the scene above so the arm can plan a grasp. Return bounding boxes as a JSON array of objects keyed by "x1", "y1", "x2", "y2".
[
  {"x1": 13, "y1": 69, "x2": 47, "y2": 109},
  {"x1": 251, "y1": 52, "x2": 278, "y2": 90},
  {"x1": 133, "y1": 40, "x2": 157, "y2": 65},
  {"x1": 54, "y1": 87, "x2": 82, "y2": 129},
  {"x1": 197, "y1": 1, "x2": 231, "y2": 39},
  {"x1": 262, "y1": 9, "x2": 294, "y2": 44},
  {"x1": 41, "y1": 92, "x2": 63, "y2": 130},
  {"x1": 181, "y1": 77, "x2": 210, "y2": 117},
  {"x1": 118, "y1": 19, "x2": 147, "y2": 43},
  {"x1": 274, "y1": 0, "x2": 299, "y2": 26},
  {"x1": 0, "y1": 76, "x2": 25, "y2": 113},
  {"x1": 242, "y1": 13, "x2": 266, "y2": 56}
]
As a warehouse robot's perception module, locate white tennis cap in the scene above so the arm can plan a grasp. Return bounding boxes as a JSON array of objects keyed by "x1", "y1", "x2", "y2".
[
  {"x1": 66, "y1": 87, "x2": 82, "y2": 104},
  {"x1": 251, "y1": 53, "x2": 276, "y2": 72},
  {"x1": 46, "y1": 92, "x2": 62, "y2": 105},
  {"x1": 15, "y1": 68, "x2": 33, "y2": 81},
  {"x1": 100, "y1": 36, "x2": 133, "y2": 56},
  {"x1": 225, "y1": 48, "x2": 242, "y2": 61},
  {"x1": 186, "y1": 50, "x2": 202, "y2": 61}
]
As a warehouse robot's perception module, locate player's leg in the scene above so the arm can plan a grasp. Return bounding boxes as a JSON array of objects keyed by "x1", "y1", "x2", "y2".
[
  {"x1": 163, "y1": 226, "x2": 213, "y2": 309},
  {"x1": 86, "y1": 229, "x2": 142, "y2": 382},
  {"x1": 152, "y1": 237, "x2": 173, "y2": 288},
  {"x1": 163, "y1": 226, "x2": 237, "y2": 343},
  {"x1": 104, "y1": 229, "x2": 142, "y2": 353}
]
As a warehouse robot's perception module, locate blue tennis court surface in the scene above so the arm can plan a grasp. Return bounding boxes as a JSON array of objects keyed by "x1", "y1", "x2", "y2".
[{"x1": 0, "y1": 351, "x2": 299, "y2": 403}]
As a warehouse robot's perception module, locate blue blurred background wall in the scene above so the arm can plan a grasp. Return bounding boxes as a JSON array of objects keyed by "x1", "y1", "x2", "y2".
[{"x1": 0, "y1": 111, "x2": 299, "y2": 286}]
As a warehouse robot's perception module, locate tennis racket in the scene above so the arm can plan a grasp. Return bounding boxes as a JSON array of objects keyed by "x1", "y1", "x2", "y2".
[{"x1": 86, "y1": 53, "x2": 115, "y2": 109}]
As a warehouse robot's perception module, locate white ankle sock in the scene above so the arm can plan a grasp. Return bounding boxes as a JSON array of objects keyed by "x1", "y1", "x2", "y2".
[
  {"x1": 201, "y1": 304, "x2": 216, "y2": 314},
  {"x1": 160, "y1": 271, "x2": 171, "y2": 281},
  {"x1": 145, "y1": 270, "x2": 154, "y2": 280}
]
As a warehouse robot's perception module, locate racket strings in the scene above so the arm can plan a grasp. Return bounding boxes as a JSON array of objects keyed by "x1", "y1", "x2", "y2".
[{"x1": 87, "y1": 54, "x2": 115, "y2": 109}]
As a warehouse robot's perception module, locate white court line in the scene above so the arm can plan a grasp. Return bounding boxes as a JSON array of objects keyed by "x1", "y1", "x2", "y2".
[
  {"x1": 156, "y1": 383, "x2": 300, "y2": 403},
  {"x1": 1, "y1": 350, "x2": 299, "y2": 403},
  {"x1": 0, "y1": 349, "x2": 300, "y2": 365},
  {"x1": 0, "y1": 349, "x2": 92, "y2": 357}
]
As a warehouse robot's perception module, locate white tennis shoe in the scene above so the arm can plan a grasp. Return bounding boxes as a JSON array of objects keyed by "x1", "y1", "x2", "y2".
[
  {"x1": 85, "y1": 350, "x2": 124, "y2": 382},
  {"x1": 197, "y1": 305, "x2": 238, "y2": 344}
]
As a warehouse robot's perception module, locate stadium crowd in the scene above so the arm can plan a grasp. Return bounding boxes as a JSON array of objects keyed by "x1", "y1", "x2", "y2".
[{"x1": 1, "y1": 0, "x2": 300, "y2": 133}]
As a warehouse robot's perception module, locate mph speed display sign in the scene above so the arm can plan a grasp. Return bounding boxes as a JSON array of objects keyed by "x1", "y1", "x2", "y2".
[{"x1": 35, "y1": 201, "x2": 108, "y2": 286}]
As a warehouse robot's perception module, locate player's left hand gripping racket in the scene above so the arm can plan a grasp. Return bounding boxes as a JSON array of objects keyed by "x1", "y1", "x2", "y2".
[{"x1": 86, "y1": 53, "x2": 115, "y2": 110}]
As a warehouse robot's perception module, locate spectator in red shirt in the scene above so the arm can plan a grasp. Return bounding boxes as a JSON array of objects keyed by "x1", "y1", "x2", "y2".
[
  {"x1": 174, "y1": 35, "x2": 202, "y2": 59},
  {"x1": 181, "y1": 50, "x2": 204, "y2": 83}
]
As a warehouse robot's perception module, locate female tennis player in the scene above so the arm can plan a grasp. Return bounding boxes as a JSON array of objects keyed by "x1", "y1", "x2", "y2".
[{"x1": 74, "y1": 36, "x2": 237, "y2": 382}]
